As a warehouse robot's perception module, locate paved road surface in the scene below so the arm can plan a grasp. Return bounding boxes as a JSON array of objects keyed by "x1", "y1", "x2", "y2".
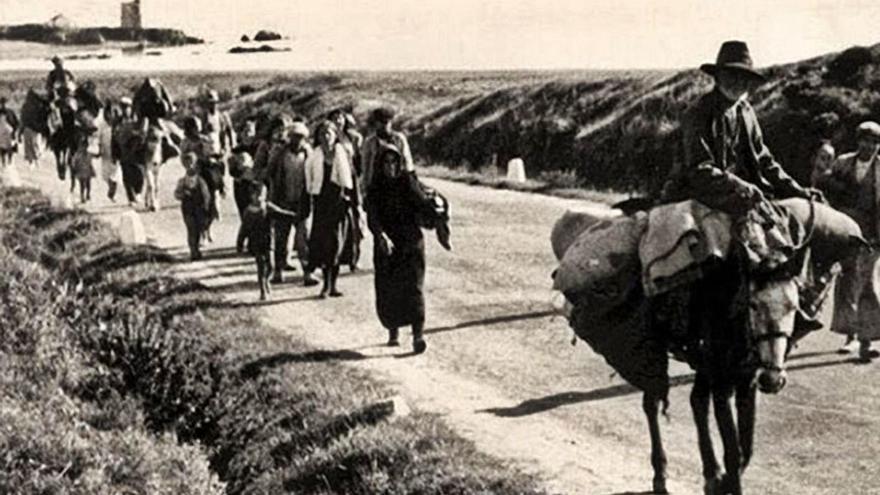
[{"x1": 13, "y1": 158, "x2": 880, "y2": 495}]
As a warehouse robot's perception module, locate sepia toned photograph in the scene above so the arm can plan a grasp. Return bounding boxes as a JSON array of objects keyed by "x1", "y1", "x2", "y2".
[{"x1": 0, "y1": 1, "x2": 879, "y2": 494}]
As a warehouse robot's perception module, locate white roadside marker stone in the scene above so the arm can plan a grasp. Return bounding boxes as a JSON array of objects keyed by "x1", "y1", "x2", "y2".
[
  {"x1": 118, "y1": 210, "x2": 147, "y2": 244},
  {"x1": 506, "y1": 157, "x2": 526, "y2": 182}
]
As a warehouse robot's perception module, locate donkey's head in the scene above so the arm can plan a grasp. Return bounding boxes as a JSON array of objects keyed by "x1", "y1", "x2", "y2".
[{"x1": 749, "y1": 278, "x2": 799, "y2": 394}]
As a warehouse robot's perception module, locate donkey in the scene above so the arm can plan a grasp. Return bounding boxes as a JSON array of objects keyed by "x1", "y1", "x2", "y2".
[
  {"x1": 643, "y1": 256, "x2": 799, "y2": 495},
  {"x1": 638, "y1": 199, "x2": 866, "y2": 495}
]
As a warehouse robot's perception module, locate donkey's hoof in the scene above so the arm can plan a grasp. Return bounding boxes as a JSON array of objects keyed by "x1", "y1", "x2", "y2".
[
  {"x1": 719, "y1": 473, "x2": 741, "y2": 495},
  {"x1": 652, "y1": 475, "x2": 669, "y2": 494},
  {"x1": 703, "y1": 475, "x2": 724, "y2": 495}
]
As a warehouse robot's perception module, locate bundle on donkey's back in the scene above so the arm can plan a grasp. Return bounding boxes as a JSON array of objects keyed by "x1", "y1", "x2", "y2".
[{"x1": 551, "y1": 40, "x2": 869, "y2": 495}]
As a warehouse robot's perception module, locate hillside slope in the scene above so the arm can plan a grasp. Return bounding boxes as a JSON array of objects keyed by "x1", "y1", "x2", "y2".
[{"x1": 226, "y1": 44, "x2": 880, "y2": 194}]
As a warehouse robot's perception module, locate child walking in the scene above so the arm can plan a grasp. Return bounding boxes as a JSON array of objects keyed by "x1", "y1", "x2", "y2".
[
  {"x1": 73, "y1": 128, "x2": 99, "y2": 203},
  {"x1": 174, "y1": 152, "x2": 212, "y2": 261},
  {"x1": 238, "y1": 182, "x2": 301, "y2": 301}
]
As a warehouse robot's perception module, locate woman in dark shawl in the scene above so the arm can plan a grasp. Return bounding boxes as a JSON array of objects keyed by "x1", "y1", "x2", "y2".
[{"x1": 366, "y1": 141, "x2": 451, "y2": 354}]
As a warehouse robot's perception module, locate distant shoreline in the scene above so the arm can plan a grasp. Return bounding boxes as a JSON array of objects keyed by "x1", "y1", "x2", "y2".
[{"x1": 0, "y1": 24, "x2": 203, "y2": 48}]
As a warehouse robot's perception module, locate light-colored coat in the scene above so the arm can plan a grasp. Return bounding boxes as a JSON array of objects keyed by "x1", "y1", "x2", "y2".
[
  {"x1": 305, "y1": 143, "x2": 354, "y2": 196},
  {"x1": 819, "y1": 150, "x2": 880, "y2": 340}
]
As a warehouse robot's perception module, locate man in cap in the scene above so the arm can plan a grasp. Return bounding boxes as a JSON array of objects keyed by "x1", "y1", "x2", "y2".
[
  {"x1": 199, "y1": 89, "x2": 236, "y2": 159},
  {"x1": 360, "y1": 106, "x2": 415, "y2": 194},
  {"x1": 818, "y1": 121, "x2": 880, "y2": 360},
  {"x1": 265, "y1": 119, "x2": 319, "y2": 286},
  {"x1": 45, "y1": 55, "x2": 76, "y2": 101}
]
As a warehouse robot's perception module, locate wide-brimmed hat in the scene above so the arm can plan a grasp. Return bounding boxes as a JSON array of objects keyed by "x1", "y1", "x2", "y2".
[
  {"x1": 203, "y1": 89, "x2": 220, "y2": 103},
  {"x1": 857, "y1": 121, "x2": 880, "y2": 140},
  {"x1": 289, "y1": 121, "x2": 310, "y2": 138},
  {"x1": 700, "y1": 41, "x2": 766, "y2": 82},
  {"x1": 119, "y1": 96, "x2": 133, "y2": 106}
]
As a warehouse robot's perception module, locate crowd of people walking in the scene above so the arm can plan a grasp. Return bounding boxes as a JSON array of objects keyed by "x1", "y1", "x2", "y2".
[
  {"x1": 0, "y1": 56, "x2": 452, "y2": 354},
  {"x1": 4, "y1": 47, "x2": 879, "y2": 361}
]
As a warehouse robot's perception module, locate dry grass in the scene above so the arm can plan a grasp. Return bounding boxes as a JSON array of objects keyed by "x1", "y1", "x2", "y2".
[{"x1": 0, "y1": 184, "x2": 547, "y2": 495}]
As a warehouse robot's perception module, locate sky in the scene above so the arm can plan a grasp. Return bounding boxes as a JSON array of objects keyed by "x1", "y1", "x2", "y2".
[{"x1": 0, "y1": 0, "x2": 879, "y2": 70}]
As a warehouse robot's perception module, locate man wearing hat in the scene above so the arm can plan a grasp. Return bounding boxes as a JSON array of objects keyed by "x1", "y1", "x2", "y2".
[
  {"x1": 818, "y1": 121, "x2": 880, "y2": 360},
  {"x1": 45, "y1": 56, "x2": 76, "y2": 101},
  {"x1": 669, "y1": 40, "x2": 816, "y2": 214},
  {"x1": 265, "y1": 119, "x2": 319, "y2": 286}
]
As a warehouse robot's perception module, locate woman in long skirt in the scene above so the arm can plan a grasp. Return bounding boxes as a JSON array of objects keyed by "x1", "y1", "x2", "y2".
[
  {"x1": 329, "y1": 109, "x2": 365, "y2": 272},
  {"x1": 365, "y1": 141, "x2": 449, "y2": 354},
  {"x1": 305, "y1": 120, "x2": 354, "y2": 298}
]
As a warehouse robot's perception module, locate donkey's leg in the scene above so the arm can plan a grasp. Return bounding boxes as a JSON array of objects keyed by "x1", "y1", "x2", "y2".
[
  {"x1": 691, "y1": 372, "x2": 722, "y2": 494},
  {"x1": 712, "y1": 383, "x2": 743, "y2": 495},
  {"x1": 642, "y1": 392, "x2": 669, "y2": 494},
  {"x1": 735, "y1": 377, "x2": 757, "y2": 472}
]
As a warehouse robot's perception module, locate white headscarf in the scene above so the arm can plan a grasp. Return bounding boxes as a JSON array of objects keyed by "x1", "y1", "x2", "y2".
[{"x1": 305, "y1": 142, "x2": 354, "y2": 195}]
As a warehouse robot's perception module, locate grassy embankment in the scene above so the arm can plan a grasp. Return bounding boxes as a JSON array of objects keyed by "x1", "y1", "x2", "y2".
[
  {"x1": 217, "y1": 43, "x2": 880, "y2": 198},
  {"x1": 0, "y1": 184, "x2": 546, "y2": 494}
]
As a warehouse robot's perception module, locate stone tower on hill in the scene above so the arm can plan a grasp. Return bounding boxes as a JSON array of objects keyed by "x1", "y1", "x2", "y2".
[{"x1": 121, "y1": 0, "x2": 142, "y2": 30}]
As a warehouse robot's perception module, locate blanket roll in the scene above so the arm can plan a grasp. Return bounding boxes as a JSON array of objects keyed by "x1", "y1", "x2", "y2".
[
  {"x1": 776, "y1": 198, "x2": 865, "y2": 266},
  {"x1": 553, "y1": 212, "x2": 647, "y2": 310},
  {"x1": 550, "y1": 206, "x2": 621, "y2": 261}
]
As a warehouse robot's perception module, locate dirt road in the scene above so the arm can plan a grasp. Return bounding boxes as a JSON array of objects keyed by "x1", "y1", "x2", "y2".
[{"x1": 14, "y1": 159, "x2": 880, "y2": 495}]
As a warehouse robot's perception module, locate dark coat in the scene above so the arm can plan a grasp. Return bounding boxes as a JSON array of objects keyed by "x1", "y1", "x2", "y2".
[{"x1": 668, "y1": 89, "x2": 808, "y2": 215}]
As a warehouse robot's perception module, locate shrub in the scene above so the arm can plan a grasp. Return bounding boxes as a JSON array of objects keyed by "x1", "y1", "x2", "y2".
[
  {"x1": 826, "y1": 46, "x2": 875, "y2": 86},
  {"x1": 0, "y1": 184, "x2": 547, "y2": 495}
]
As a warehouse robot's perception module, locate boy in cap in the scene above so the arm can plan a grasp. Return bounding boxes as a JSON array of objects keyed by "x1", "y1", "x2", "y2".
[
  {"x1": 818, "y1": 121, "x2": 880, "y2": 360},
  {"x1": 265, "y1": 120, "x2": 318, "y2": 286},
  {"x1": 174, "y1": 151, "x2": 212, "y2": 261}
]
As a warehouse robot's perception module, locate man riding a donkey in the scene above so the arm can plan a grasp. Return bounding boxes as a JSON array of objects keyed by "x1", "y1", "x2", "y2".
[
  {"x1": 553, "y1": 41, "x2": 865, "y2": 495},
  {"x1": 650, "y1": 40, "x2": 856, "y2": 495}
]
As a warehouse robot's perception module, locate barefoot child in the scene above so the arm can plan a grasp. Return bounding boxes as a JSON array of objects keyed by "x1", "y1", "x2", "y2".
[
  {"x1": 72, "y1": 126, "x2": 99, "y2": 203},
  {"x1": 238, "y1": 182, "x2": 300, "y2": 301},
  {"x1": 174, "y1": 152, "x2": 212, "y2": 261}
]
